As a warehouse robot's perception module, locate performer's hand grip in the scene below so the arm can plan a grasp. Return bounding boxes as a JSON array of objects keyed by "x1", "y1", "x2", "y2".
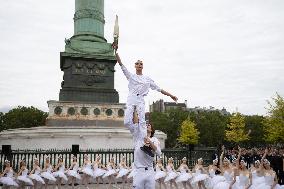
[{"x1": 132, "y1": 106, "x2": 139, "y2": 124}]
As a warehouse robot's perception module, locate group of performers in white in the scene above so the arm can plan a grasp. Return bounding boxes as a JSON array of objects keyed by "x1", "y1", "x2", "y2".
[
  {"x1": 153, "y1": 146, "x2": 284, "y2": 189},
  {"x1": 1, "y1": 145, "x2": 284, "y2": 189},
  {"x1": 0, "y1": 154, "x2": 141, "y2": 189}
]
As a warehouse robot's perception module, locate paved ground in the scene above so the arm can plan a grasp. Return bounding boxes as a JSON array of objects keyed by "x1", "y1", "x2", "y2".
[
  {"x1": 0, "y1": 183, "x2": 179, "y2": 189},
  {"x1": 59, "y1": 184, "x2": 130, "y2": 189},
  {"x1": 60, "y1": 183, "x2": 131, "y2": 189}
]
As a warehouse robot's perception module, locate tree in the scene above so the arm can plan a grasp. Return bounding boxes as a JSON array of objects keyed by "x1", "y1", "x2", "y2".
[
  {"x1": 151, "y1": 108, "x2": 231, "y2": 148},
  {"x1": 178, "y1": 119, "x2": 199, "y2": 145},
  {"x1": 263, "y1": 93, "x2": 284, "y2": 143},
  {"x1": 0, "y1": 106, "x2": 48, "y2": 131},
  {"x1": 244, "y1": 115, "x2": 265, "y2": 146},
  {"x1": 225, "y1": 112, "x2": 249, "y2": 143},
  {"x1": 189, "y1": 110, "x2": 229, "y2": 146},
  {"x1": 150, "y1": 109, "x2": 188, "y2": 148},
  {"x1": 150, "y1": 111, "x2": 172, "y2": 146},
  {"x1": 0, "y1": 112, "x2": 4, "y2": 130}
]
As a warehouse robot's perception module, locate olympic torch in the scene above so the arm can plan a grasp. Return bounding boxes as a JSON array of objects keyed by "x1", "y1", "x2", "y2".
[{"x1": 112, "y1": 15, "x2": 119, "y2": 53}]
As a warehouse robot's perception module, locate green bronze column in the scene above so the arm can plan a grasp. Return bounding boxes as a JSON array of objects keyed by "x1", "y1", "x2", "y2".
[
  {"x1": 59, "y1": 0, "x2": 119, "y2": 103},
  {"x1": 74, "y1": 0, "x2": 105, "y2": 42}
]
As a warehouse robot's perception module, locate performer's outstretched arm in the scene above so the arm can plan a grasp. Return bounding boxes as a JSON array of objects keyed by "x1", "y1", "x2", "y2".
[
  {"x1": 149, "y1": 79, "x2": 178, "y2": 102},
  {"x1": 115, "y1": 53, "x2": 131, "y2": 80},
  {"x1": 161, "y1": 89, "x2": 178, "y2": 102}
]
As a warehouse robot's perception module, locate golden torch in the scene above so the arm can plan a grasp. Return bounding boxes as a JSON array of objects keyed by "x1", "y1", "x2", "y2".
[{"x1": 112, "y1": 15, "x2": 119, "y2": 52}]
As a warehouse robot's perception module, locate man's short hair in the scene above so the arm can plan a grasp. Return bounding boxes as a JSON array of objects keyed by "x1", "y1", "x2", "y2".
[{"x1": 135, "y1": 60, "x2": 143, "y2": 64}]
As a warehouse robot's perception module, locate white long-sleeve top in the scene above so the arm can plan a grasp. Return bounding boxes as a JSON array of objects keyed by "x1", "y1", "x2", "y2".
[
  {"x1": 127, "y1": 122, "x2": 162, "y2": 168},
  {"x1": 120, "y1": 65, "x2": 161, "y2": 101}
]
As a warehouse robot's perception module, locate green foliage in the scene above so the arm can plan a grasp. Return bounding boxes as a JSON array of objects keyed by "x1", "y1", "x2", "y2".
[
  {"x1": 225, "y1": 112, "x2": 249, "y2": 143},
  {"x1": 150, "y1": 109, "x2": 188, "y2": 148},
  {"x1": 0, "y1": 112, "x2": 4, "y2": 130},
  {"x1": 244, "y1": 115, "x2": 265, "y2": 146},
  {"x1": 151, "y1": 102, "x2": 276, "y2": 147},
  {"x1": 178, "y1": 119, "x2": 199, "y2": 145},
  {"x1": 0, "y1": 106, "x2": 48, "y2": 131},
  {"x1": 188, "y1": 110, "x2": 229, "y2": 146},
  {"x1": 263, "y1": 93, "x2": 284, "y2": 143},
  {"x1": 151, "y1": 109, "x2": 229, "y2": 147}
]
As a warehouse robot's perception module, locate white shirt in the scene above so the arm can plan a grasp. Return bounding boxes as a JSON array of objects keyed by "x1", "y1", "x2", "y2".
[
  {"x1": 127, "y1": 122, "x2": 162, "y2": 168},
  {"x1": 120, "y1": 65, "x2": 161, "y2": 99}
]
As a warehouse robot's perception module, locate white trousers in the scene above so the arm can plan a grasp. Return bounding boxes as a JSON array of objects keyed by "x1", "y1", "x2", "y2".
[
  {"x1": 124, "y1": 96, "x2": 146, "y2": 132},
  {"x1": 133, "y1": 168, "x2": 155, "y2": 189}
]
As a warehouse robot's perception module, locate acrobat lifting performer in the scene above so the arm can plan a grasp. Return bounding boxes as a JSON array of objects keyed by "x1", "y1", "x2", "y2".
[
  {"x1": 113, "y1": 15, "x2": 177, "y2": 157},
  {"x1": 115, "y1": 52, "x2": 178, "y2": 156}
]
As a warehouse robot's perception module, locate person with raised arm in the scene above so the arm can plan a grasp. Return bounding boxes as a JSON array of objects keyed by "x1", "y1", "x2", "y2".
[
  {"x1": 232, "y1": 146, "x2": 252, "y2": 189},
  {"x1": 207, "y1": 157, "x2": 225, "y2": 189},
  {"x1": 213, "y1": 145, "x2": 235, "y2": 189},
  {"x1": 116, "y1": 52, "x2": 178, "y2": 157},
  {"x1": 124, "y1": 107, "x2": 162, "y2": 188}
]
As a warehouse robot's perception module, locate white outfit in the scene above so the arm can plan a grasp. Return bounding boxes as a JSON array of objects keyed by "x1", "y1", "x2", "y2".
[
  {"x1": 0, "y1": 168, "x2": 19, "y2": 187},
  {"x1": 66, "y1": 162, "x2": 81, "y2": 180},
  {"x1": 258, "y1": 173, "x2": 284, "y2": 189},
  {"x1": 232, "y1": 173, "x2": 249, "y2": 189},
  {"x1": 127, "y1": 164, "x2": 137, "y2": 179},
  {"x1": 155, "y1": 164, "x2": 167, "y2": 180},
  {"x1": 41, "y1": 164, "x2": 56, "y2": 181},
  {"x1": 93, "y1": 163, "x2": 106, "y2": 178},
  {"x1": 123, "y1": 68, "x2": 162, "y2": 189},
  {"x1": 116, "y1": 163, "x2": 129, "y2": 178},
  {"x1": 206, "y1": 169, "x2": 225, "y2": 189},
  {"x1": 164, "y1": 165, "x2": 178, "y2": 182},
  {"x1": 53, "y1": 163, "x2": 68, "y2": 181},
  {"x1": 102, "y1": 164, "x2": 116, "y2": 178},
  {"x1": 29, "y1": 166, "x2": 45, "y2": 184},
  {"x1": 17, "y1": 168, "x2": 34, "y2": 185},
  {"x1": 249, "y1": 170, "x2": 265, "y2": 189},
  {"x1": 81, "y1": 162, "x2": 94, "y2": 177},
  {"x1": 213, "y1": 171, "x2": 234, "y2": 189},
  {"x1": 176, "y1": 165, "x2": 192, "y2": 182},
  {"x1": 121, "y1": 64, "x2": 161, "y2": 144},
  {"x1": 192, "y1": 168, "x2": 209, "y2": 184},
  {"x1": 125, "y1": 121, "x2": 161, "y2": 188}
]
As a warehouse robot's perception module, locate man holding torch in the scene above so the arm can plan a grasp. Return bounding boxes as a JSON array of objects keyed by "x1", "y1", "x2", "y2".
[{"x1": 113, "y1": 15, "x2": 178, "y2": 188}]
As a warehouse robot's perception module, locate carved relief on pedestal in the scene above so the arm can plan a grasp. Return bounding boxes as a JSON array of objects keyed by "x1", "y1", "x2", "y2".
[{"x1": 47, "y1": 101, "x2": 125, "y2": 121}]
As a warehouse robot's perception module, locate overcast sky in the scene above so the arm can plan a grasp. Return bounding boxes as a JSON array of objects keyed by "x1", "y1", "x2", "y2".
[{"x1": 0, "y1": 0, "x2": 283, "y2": 115}]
